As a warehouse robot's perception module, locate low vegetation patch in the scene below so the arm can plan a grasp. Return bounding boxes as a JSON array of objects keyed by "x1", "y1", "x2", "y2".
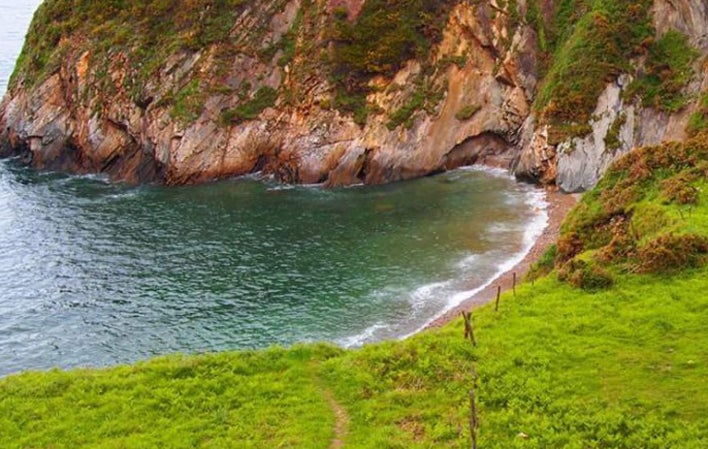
[
  {"x1": 454, "y1": 105, "x2": 481, "y2": 121},
  {"x1": 219, "y1": 86, "x2": 278, "y2": 125},
  {"x1": 329, "y1": 0, "x2": 457, "y2": 125},
  {"x1": 625, "y1": 30, "x2": 699, "y2": 112},
  {"x1": 687, "y1": 91, "x2": 708, "y2": 137},
  {"x1": 604, "y1": 113, "x2": 627, "y2": 151},
  {"x1": 555, "y1": 133, "x2": 708, "y2": 284}
]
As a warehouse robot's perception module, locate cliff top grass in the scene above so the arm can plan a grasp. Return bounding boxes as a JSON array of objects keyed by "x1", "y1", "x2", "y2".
[{"x1": 1, "y1": 136, "x2": 707, "y2": 447}]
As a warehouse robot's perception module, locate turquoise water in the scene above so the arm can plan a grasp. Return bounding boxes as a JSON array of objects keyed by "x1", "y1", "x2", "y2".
[
  {"x1": 0, "y1": 162, "x2": 546, "y2": 375},
  {"x1": 0, "y1": 1, "x2": 547, "y2": 376}
]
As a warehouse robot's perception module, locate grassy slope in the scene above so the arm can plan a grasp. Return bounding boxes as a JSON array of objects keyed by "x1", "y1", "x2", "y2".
[{"x1": 1, "y1": 138, "x2": 707, "y2": 447}]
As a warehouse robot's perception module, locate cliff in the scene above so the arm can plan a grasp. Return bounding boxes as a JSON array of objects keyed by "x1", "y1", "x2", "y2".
[{"x1": 1, "y1": 0, "x2": 706, "y2": 189}]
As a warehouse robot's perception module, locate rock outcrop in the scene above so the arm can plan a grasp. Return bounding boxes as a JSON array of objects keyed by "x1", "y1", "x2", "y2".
[
  {"x1": 515, "y1": 0, "x2": 708, "y2": 192},
  {"x1": 1, "y1": 0, "x2": 706, "y2": 191}
]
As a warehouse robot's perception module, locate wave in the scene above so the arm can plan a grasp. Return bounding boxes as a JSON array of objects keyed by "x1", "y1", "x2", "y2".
[
  {"x1": 337, "y1": 322, "x2": 391, "y2": 348},
  {"x1": 405, "y1": 187, "x2": 549, "y2": 337},
  {"x1": 339, "y1": 185, "x2": 550, "y2": 347}
]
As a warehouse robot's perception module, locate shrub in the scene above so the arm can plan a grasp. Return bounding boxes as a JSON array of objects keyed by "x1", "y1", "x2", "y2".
[
  {"x1": 687, "y1": 93, "x2": 708, "y2": 137},
  {"x1": 558, "y1": 259, "x2": 614, "y2": 291},
  {"x1": 556, "y1": 232, "x2": 584, "y2": 264},
  {"x1": 604, "y1": 113, "x2": 627, "y2": 151},
  {"x1": 329, "y1": 0, "x2": 456, "y2": 124},
  {"x1": 533, "y1": 0, "x2": 654, "y2": 141},
  {"x1": 635, "y1": 233, "x2": 708, "y2": 274},
  {"x1": 387, "y1": 92, "x2": 425, "y2": 130},
  {"x1": 660, "y1": 171, "x2": 700, "y2": 205},
  {"x1": 528, "y1": 244, "x2": 558, "y2": 281},
  {"x1": 625, "y1": 30, "x2": 699, "y2": 112},
  {"x1": 600, "y1": 182, "x2": 639, "y2": 215}
]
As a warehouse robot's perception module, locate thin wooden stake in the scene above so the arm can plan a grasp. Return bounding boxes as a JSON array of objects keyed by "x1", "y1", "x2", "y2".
[
  {"x1": 469, "y1": 388, "x2": 478, "y2": 449},
  {"x1": 469, "y1": 367, "x2": 478, "y2": 449},
  {"x1": 495, "y1": 285, "x2": 501, "y2": 312},
  {"x1": 461, "y1": 311, "x2": 476, "y2": 346},
  {"x1": 512, "y1": 272, "x2": 517, "y2": 296}
]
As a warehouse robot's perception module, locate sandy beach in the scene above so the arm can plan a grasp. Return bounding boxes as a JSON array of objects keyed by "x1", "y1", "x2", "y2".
[{"x1": 426, "y1": 187, "x2": 579, "y2": 328}]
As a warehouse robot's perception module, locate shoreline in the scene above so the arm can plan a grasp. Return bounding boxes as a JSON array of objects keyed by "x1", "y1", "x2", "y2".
[{"x1": 424, "y1": 186, "x2": 579, "y2": 329}]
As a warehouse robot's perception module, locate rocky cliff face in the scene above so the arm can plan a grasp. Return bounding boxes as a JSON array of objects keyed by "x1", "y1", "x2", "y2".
[
  {"x1": 515, "y1": 0, "x2": 708, "y2": 192},
  {"x1": 1, "y1": 0, "x2": 706, "y2": 190}
]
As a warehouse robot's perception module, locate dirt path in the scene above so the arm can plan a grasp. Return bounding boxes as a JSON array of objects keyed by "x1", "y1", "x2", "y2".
[
  {"x1": 309, "y1": 363, "x2": 350, "y2": 448},
  {"x1": 322, "y1": 387, "x2": 349, "y2": 449}
]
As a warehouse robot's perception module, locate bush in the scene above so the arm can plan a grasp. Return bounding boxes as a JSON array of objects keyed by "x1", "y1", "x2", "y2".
[
  {"x1": 635, "y1": 233, "x2": 708, "y2": 274},
  {"x1": 558, "y1": 259, "x2": 614, "y2": 291},
  {"x1": 528, "y1": 244, "x2": 558, "y2": 281},
  {"x1": 387, "y1": 92, "x2": 425, "y2": 130},
  {"x1": 533, "y1": 0, "x2": 654, "y2": 140},
  {"x1": 687, "y1": 93, "x2": 708, "y2": 136},
  {"x1": 625, "y1": 30, "x2": 698, "y2": 112},
  {"x1": 660, "y1": 171, "x2": 700, "y2": 205},
  {"x1": 556, "y1": 231, "x2": 585, "y2": 264},
  {"x1": 329, "y1": 0, "x2": 456, "y2": 124}
]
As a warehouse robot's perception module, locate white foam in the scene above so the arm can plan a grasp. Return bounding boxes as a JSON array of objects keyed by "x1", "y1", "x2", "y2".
[
  {"x1": 458, "y1": 164, "x2": 514, "y2": 179},
  {"x1": 408, "y1": 281, "x2": 451, "y2": 312},
  {"x1": 106, "y1": 191, "x2": 140, "y2": 200},
  {"x1": 455, "y1": 253, "x2": 479, "y2": 270},
  {"x1": 338, "y1": 322, "x2": 390, "y2": 348},
  {"x1": 411, "y1": 281, "x2": 448, "y2": 299},
  {"x1": 400, "y1": 187, "x2": 549, "y2": 339}
]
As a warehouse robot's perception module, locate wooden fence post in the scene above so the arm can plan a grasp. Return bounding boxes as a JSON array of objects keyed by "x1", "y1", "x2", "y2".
[
  {"x1": 461, "y1": 311, "x2": 476, "y2": 346},
  {"x1": 469, "y1": 367, "x2": 479, "y2": 449}
]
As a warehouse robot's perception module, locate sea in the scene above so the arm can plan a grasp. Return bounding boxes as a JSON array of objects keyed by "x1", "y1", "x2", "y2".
[{"x1": 0, "y1": 0, "x2": 547, "y2": 376}]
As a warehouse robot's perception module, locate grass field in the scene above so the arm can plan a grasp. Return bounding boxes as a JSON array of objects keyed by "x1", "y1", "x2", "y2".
[{"x1": 1, "y1": 138, "x2": 706, "y2": 448}]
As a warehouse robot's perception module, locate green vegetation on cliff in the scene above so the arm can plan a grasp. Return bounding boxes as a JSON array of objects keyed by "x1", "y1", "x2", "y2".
[
  {"x1": 626, "y1": 30, "x2": 699, "y2": 112},
  {"x1": 329, "y1": 0, "x2": 456, "y2": 125},
  {"x1": 11, "y1": 0, "x2": 701, "y2": 137},
  {"x1": 530, "y1": 0, "x2": 699, "y2": 142},
  {"x1": 1, "y1": 136, "x2": 707, "y2": 447},
  {"x1": 533, "y1": 0, "x2": 654, "y2": 141},
  {"x1": 688, "y1": 91, "x2": 708, "y2": 136},
  {"x1": 12, "y1": 0, "x2": 251, "y2": 92}
]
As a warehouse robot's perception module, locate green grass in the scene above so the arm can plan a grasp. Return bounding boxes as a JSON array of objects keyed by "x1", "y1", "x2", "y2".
[
  {"x1": 472, "y1": 269, "x2": 707, "y2": 448},
  {"x1": 0, "y1": 346, "x2": 344, "y2": 448}
]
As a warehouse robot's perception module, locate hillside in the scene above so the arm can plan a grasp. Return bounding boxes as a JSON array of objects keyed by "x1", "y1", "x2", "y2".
[
  {"x1": 1, "y1": 135, "x2": 706, "y2": 447},
  {"x1": 0, "y1": 0, "x2": 706, "y2": 189}
]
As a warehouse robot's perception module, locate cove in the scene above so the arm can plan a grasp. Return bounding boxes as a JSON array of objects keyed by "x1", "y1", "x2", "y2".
[{"x1": 0, "y1": 160, "x2": 546, "y2": 376}]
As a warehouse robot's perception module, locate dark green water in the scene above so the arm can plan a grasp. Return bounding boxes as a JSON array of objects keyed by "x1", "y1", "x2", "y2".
[{"x1": 0, "y1": 160, "x2": 547, "y2": 376}]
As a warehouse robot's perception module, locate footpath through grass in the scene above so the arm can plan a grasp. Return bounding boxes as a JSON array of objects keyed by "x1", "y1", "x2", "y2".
[{"x1": 1, "y1": 137, "x2": 706, "y2": 448}]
